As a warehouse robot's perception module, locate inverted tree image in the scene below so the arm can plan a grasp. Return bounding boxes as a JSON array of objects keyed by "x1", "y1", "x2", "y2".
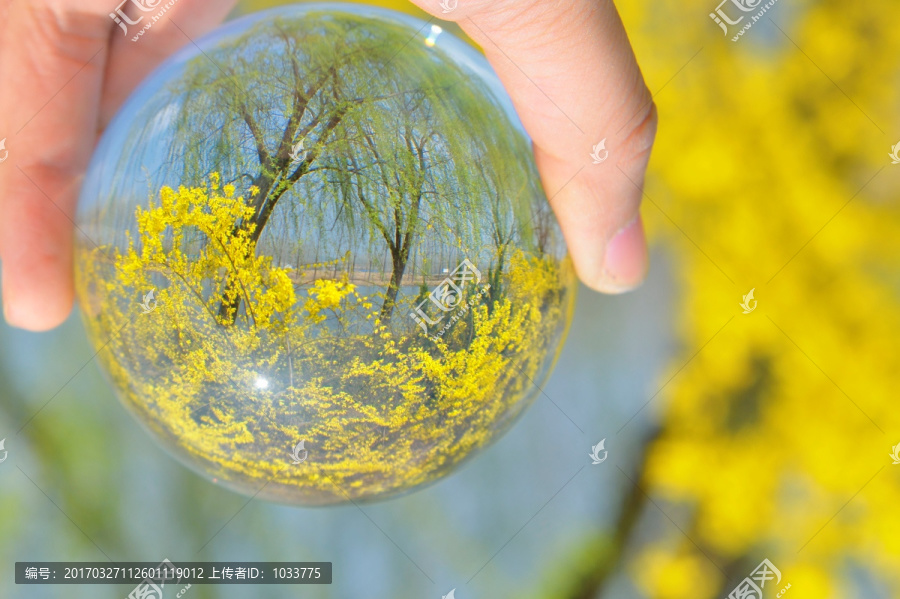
[{"x1": 75, "y1": 6, "x2": 575, "y2": 504}]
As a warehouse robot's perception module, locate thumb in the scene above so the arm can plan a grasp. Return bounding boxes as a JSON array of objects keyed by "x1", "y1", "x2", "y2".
[{"x1": 408, "y1": 0, "x2": 657, "y2": 293}]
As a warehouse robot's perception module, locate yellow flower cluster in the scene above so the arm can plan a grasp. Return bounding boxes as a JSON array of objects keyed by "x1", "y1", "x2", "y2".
[
  {"x1": 75, "y1": 177, "x2": 576, "y2": 504},
  {"x1": 303, "y1": 278, "x2": 356, "y2": 324},
  {"x1": 609, "y1": 0, "x2": 900, "y2": 596}
]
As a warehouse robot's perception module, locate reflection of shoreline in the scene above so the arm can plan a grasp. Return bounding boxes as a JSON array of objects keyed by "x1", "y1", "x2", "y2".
[
  {"x1": 287, "y1": 270, "x2": 478, "y2": 288},
  {"x1": 84, "y1": 249, "x2": 487, "y2": 289},
  {"x1": 76, "y1": 235, "x2": 572, "y2": 504}
]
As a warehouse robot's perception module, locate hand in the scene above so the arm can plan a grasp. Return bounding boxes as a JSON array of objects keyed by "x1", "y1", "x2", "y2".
[
  {"x1": 407, "y1": 0, "x2": 656, "y2": 295},
  {"x1": 0, "y1": 0, "x2": 655, "y2": 332},
  {"x1": 0, "y1": 0, "x2": 238, "y2": 331}
]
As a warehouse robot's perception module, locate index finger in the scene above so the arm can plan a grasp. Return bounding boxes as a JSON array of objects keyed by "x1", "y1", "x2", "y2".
[{"x1": 408, "y1": 0, "x2": 657, "y2": 292}]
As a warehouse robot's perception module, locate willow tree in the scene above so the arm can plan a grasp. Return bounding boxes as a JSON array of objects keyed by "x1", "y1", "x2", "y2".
[
  {"x1": 74, "y1": 7, "x2": 576, "y2": 504},
  {"x1": 143, "y1": 12, "x2": 530, "y2": 327}
]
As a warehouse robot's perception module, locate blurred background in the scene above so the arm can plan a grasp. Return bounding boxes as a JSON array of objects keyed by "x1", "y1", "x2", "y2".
[{"x1": 2, "y1": 0, "x2": 900, "y2": 597}]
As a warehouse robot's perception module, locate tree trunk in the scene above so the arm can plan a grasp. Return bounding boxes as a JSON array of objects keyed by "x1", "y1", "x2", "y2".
[
  {"x1": 214, "y1": 189, "x2": 272, "y2": 323},
  {"x1": 214, "y1": 103, "x2": 351, "y2": 325},
  {"x1": 379, "y1": 246, "x2": 409, "y2": 323}
]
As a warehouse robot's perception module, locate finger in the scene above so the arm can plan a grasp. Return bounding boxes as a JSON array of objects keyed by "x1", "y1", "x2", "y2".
[
  {"x1": 408, "y1": 0, "x2": 657, "y2": 293},
  {"x1": 0, "y1": 0, "x2": 113, "y2": 331},
  {"x1": 101, "y1": 0, "x2": 239, "y2": 128},
  {"x1": 0, "y1": 0, "x2": 236, "y2": 332}
]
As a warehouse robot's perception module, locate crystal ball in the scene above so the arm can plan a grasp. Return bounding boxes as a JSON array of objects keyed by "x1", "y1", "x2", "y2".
[{"x1": 75, "y1": 4, "x2": 575, "y2": 505}]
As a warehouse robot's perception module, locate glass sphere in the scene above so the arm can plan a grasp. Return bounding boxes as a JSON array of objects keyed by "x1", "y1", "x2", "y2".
[{"x1": 75, "y1": 4, "x2": 575, "y2": 505}]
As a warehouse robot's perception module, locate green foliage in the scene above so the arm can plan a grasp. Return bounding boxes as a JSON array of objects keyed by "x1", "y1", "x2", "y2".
[
  {"x1": 74, "y1": 8, "x2": 575, "y2": 504},
  {"x1": 76, "y1": 178, "x2": 574, "y2": 503}
]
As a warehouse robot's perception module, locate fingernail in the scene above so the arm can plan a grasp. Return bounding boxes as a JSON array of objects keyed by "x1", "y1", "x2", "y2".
[{"x1": 598, "y1": 215, "x2": 648, "y2": 294}]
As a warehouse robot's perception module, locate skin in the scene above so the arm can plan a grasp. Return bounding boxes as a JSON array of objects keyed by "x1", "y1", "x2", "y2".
[{"x1": 0, "y1": 0, "x2": 656, "y2": 332}]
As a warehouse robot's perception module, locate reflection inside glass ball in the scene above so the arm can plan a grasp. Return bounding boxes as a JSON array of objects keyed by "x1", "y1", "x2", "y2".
[{"x1": 75, "y1": 4, "x2": 575, "y2": 505}]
